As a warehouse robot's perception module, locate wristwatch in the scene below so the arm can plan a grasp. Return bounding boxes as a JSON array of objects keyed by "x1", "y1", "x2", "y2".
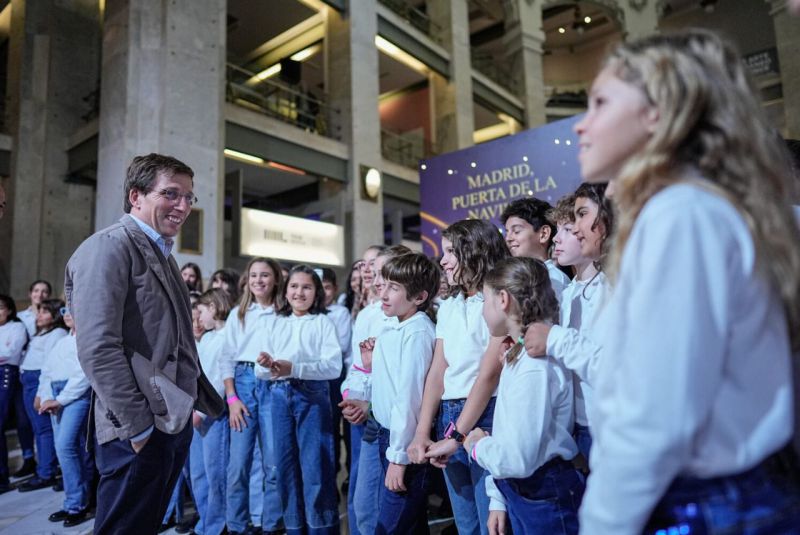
[{"x1": 443, "y1": 421, "x2": 466, "y2": 443}]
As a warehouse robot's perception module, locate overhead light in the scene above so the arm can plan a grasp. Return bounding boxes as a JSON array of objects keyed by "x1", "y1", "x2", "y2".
[
  {"x1": 558, "y1": 27, "x2": 566, "y2": 34},
  {"x1": 267, "y1": 161, "x2": 306, "y2": 175},
  {"x1": 375, "y1": 35, "x2": 429, "y2": 74},
  {"x1": 224, "y1": 148, "x2": 265, "y2": 164},
  {"x1": 247, "y1": 42, "x2": 321, "y2": 86},
  {"x1": 251, "y1": 63, "x2": 282, "y2": 84},
  {"x1": 584, "y1": 16, "x2": 592, "y2": 23},
  {"x1": 290, "y1": 43, "x2": 321, "y2": 62},
  {"x1": 361, "y1": 166, "x2": 382, "y2": 201}
]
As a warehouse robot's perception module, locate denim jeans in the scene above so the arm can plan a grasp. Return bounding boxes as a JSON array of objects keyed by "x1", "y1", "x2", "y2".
[
  {"x1": 1, "y1": 365, "x2": 20, "y2": 483},
  {"x1": 353, "y1": 418, "x2": 383, "y2": 535},
  {"x1": 190, "y1": 414, "x2": 229, "y2": 535},
  {"x1": 644, "y1": 446, "x2": 800, "y2": 535},
  {"x1": 11, "y1": 368, "x2": 35, "y2": 460},
  {"x1": 269, "y1": 379, "x2": 339, "y2": 535},
  {"x1": 496, "y1": 457, "x2": 584, "y2": 535},
  {"x1": 226, "y1": 363, "x2": 282, "y2": 532},
  {"x1": 436, "y1": 397, "x2": 496, "y2": 535},
  {"x1": 21, "y1": 369, "x2": 58, "y2": 479},
  {"x1": 573, "y1": 424, "x2": 592, "y2": 463},
  {"x1": 163, "y1": 456, "x2": 192, "y2": 523},
  {"x1": 347, "y1": 422, "x2": 364, "y2": 535},
  {"x1": 375, "y1": 425, "x2": 430, "y2": 535},
  {"x1": 49, "y1": 380, "x2": 93, "y2": 513}
]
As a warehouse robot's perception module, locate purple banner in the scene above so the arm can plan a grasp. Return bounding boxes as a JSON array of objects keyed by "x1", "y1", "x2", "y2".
[{"x1": 419, "y1": 116, "x2": 584, "y2": 257}]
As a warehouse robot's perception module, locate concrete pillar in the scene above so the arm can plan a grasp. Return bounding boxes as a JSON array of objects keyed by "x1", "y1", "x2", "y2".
[
  {"x1": 325, "y1": 5, "x2": 384, "y2": 259},
  {"x1": 95, "y1": 0, "x2": 225, "y2": 276},
  {"x1": 768, "y1": 0, "x2": 800, "y2": 138},
  {"x1": 620, "y1": 0, "x2": 659, "y2": 41},
  {"x1": 0, "y1": 0, "x2": 101, "y2": 298},
  {"x1": 428, "y1": 0, "x2": 475, "y2": 153},
  {"x1": 504, "y1": 0, "x2": 547, "y2": 127}
]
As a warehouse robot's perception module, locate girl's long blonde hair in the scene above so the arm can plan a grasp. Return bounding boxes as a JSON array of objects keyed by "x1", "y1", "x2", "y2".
[{"x1": 605, "y1": 29, "x2": 800, "y2": 351}]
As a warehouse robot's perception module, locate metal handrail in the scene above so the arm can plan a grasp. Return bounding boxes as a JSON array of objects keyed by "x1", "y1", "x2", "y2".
[
  {"x1": 471, "y1": 50, "x2": 519, "y2": 95},
  {"x1": 378, "y1": 0, "x2": 444, "y2": 45},
  {"x1": 381, "y1": 127, "x2": 437, "y2": 168},
  {"x1": 226, "y1": 62, "x2": 341, "y2": 139}
]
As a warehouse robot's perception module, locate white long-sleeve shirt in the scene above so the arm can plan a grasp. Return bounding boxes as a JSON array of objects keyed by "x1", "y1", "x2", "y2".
[
  {"x1": 341, "y1": 301, "x2": 397, "y2": 400},
  {"x1": 545, "y1": 259, "x2": 570, "y2": 302},
  {"x1": 436, "y1": 292, "x2": 492, "y2": 400},
  {"x1": 256, "y1": 312, "x2": 342, "y2": 381},
  {"x1": 546, "y1": 271, "x2": 612, "y2": 427},
  {"x1": 372, "y1": 312, "x2": 436, "y2": 465},
  {"x1": 581, "y1": 183, "x2": 794, "y2": 535},
  {"x1": 475, "y1": 352, "x2": 576, "y2": 512},
  {"x1": 0, "y1": 321, "x2": 28, "y2": 366},
  {"x1": 37, "y1": 333, "x2": 91, "y2": 406},
  {"x1": 21, "y1": 328, "x2": 68, "y2": 371},
  {"x1": 197, "y1": 328, "x2": 226, "y2": 398},
  {"x1": 220, "y1": 304, "x2": 276, "y2": 380},
  {"x1": 327, "y1": 304, "x2": 353, "y2": 370},
  {"x1": 18, "y1": 309, "x2": 37, "y2": 338}
]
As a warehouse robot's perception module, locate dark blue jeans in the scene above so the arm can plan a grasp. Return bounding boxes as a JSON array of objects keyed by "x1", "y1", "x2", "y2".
[
  {"x1": 0, "y1": 365, "x2": 20, "y2": 483},
  {"x1": 496, "y1": 457, "x2": 584, "y2": 535},
  {"x1": 436, "y1": 397, "x2": 496, "y2": 535},
  {"x1": 21, "y1": 369, "x2": 58, "y2": 479},
  {"x1": 375, "y1": 425, "x2": 430, "y2": 534},
  {"x1": 644, "y1": 446, "x2": 800, "y2": 535},
  {"x1": 269, "y1": 379, "x2": 339, "y2": 535}
]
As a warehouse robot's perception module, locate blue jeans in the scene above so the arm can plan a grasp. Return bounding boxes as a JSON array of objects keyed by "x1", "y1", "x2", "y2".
[
  {"x1": 347, "y1": 423, "x2": 364, "y2": 535},
  {"x1": 50, "y1": 381, "x2": 92, "y2": 513},
  {"x1": 269, "y1": 379, "x2": 339, "y2": 535},
  {"x1": 11, "y1": 369, "x2": 35, "y2": 460},
  {"x1": 190, "y1": 415, "x2": 229, "y2": 535},
  {"x1": 1, "y1": 365, "x2": 21, "y2": 483},
  {"x1": 375, "y1": 425, "x2": 430, "y2": 534},
  {"x1": 163, "y1": 456, "x2": 192, "y2": 523},
  {"x1": 573, "y1": 424, "x2": 592, "y2": 463},
  {"x1": 226, "y1": 363, "x2": 282, "y2": 532},
  {"x1": 21, "y1": 369, "x2": 57, "y2": 478},
  {"x1": 496, "y1": 457, "x2": 584, "y2": 535},
  {"x1": 644, "y1": 446, "x2": 800, "y2": 535},
  {"x1": 436, "y1": 397, "x2": 496, "y2": 535},
  {"x1": 353, "y1": 419, "x2": 383, "y2": 535}
]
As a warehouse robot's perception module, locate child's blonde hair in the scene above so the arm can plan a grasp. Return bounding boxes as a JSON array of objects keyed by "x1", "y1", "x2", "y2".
[
  {"x1": 548, "y1": 193, "x2": 576, "y2": 226},
  {"x1": 484, "y1": 257, "x2": 559, "y2": 363},
  {"x1": 198, "y1": 288, "x2": 234, "y2": 322},
  {"x1": 604, "y1": 29, "x2": 800, "y2": 351}
]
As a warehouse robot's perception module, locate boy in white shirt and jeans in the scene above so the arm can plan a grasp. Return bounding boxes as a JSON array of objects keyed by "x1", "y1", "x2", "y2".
[{"x1": 367, "y1": 252, "x2": 440, "y2": 534}]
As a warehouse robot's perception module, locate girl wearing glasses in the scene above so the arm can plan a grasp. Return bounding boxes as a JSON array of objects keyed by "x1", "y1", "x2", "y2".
[
  {"x1": 17, "y1": 298, "x2": 68, "y2": 492},
  {"x1": 36, "y1": 306, "x2": 93, "y2": 527}
]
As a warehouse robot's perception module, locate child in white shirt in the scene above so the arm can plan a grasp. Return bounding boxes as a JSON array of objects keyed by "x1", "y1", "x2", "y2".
[
  {"x1": 465, "y1": 257, "x2": 583, "y2": 535},
  {"x1": 368, "y1": 252, "x2": 439, "y2": 533}
]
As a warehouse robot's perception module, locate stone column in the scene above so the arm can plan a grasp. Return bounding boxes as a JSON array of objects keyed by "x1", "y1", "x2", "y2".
[
  {"x1": 768, "y1": 0, "x2": 800, "y2": 138},
  {"x1": 504, "y1": 0, "x2": 547, "y2": 127},
  {"x1": 326, "y1": 5, "x2": 384, "y2": 259},
  {"x1": 621, "y1": 0, "x2": 659, "y2": 41},
  {"x1": 1, "y1": 0, "x2": 101, "y2": 297},
  {"x1": 428, "y1": 0, "x2": 475, "y2": 153},
  {"x1": 95, "y1": 0, "x2": 226, "y2": 276}
]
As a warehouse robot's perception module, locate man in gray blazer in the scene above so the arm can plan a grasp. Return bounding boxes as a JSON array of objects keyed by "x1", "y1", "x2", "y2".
[{"x1": 65, "y1": 153, "x2": 224, "y2": 534}]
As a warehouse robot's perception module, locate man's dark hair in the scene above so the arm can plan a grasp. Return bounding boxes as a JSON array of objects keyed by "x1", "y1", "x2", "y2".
[{"x1": 124, "y1": 153, "x2": 194, "y2": 213}]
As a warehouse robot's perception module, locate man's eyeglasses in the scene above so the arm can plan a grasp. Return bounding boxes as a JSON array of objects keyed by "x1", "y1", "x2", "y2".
[
  {"x1": 152, "y1": 188, "x2": 198, "y2": 207},
  {"x1": 59, "y1": 307, "x2": 70, "y2": 316}
]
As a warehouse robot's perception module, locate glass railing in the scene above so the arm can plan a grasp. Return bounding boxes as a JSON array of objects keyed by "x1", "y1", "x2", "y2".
[
  {"x1": 226, "y1": 63, "x2": 341, "y2": 140},
  {"x1": 471, "y1": 50, "x2": 518, "y2": 95},
  {"x1": 378, "y1": 0, "x2": 443, "y2": 46}
]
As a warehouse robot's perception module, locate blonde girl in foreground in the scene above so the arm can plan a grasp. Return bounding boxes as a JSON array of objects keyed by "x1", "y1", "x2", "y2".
[{"x1": 577, "y1": 29, "x2": 800, "y2": 534}]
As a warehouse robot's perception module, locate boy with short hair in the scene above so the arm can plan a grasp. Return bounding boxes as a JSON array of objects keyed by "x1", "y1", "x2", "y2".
[
  {"x1": 501, "y1": 197, "x2": 570, "y2": 299},
  {"x1": 367, "y1": 252, "x2": 440, "y2": 534}
]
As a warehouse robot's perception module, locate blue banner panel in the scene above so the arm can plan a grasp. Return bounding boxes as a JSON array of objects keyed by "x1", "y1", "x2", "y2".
[{"x1": 419, "y1": 116, "x2": 584, "y2": 257}]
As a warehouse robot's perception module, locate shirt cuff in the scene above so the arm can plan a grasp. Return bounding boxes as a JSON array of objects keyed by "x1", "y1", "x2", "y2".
[
  {"x1": 489, "y1": 497, "x2": 507, "y2": 512},
  {"x1": 545, "y1": 324, "x2": 565, "y2": 356},
  {"x1": 130, "y1": 425, "x2": 154, "y2": 443}
]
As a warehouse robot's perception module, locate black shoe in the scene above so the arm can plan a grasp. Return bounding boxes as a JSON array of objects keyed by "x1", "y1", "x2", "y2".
[
  {"x1": 158, "y1": 518, "x2": 176, "y2": 533},
  {"x1": 48, "y1": 510, "x2": 70, "y2": 522},
  {"x1": 17, "y1": 476, "x2": 56, "y2": 492},
  {"x1": 63, "y1": 509, "x2": 94, "y2": 528},
  {"x1": 52, "y1": 477, "x2": 64, "y2": 492},
  {"x1": 175, "y1": 518, "x2": 196, "y2": 533},
  {"x1": 12, "y1": 458, "x2": 36, "y2": 479}
]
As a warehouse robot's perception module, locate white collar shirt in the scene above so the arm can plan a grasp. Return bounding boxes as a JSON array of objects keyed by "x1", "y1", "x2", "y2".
[
  {"x1": 220, "y1": 303, "x2": 276, "y2": 380},
  {"x1": 21, "y1": 327, "x2": 68, "y2": 371},
  {"x1": 37, "y1": 333, "x2": 90, "y2": 405},
  {"x1": 0, "y1": 321, "x2": 28, "y2": 366}
]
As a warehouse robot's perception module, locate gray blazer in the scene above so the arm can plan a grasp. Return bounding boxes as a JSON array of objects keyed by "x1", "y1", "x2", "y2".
[{"x1": 65, "y1": 215, "x2": 224, "y2": 444}]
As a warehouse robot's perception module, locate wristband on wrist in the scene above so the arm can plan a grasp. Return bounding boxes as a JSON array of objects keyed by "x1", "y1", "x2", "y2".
[
  {"x1": 353, "y1": 364, "x2": 371, "y2": 374},
  {"x1": 443, "y1": 421, "x2": 466, "y2": 443},
  {"x1": 226, "y1": 395, "x2": 240, "y2": 405}
]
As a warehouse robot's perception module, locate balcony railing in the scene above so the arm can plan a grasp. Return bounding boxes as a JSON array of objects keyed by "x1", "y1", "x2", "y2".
[
  {"x1": 378, "y1": 0, "x2": 443, "y2": 46},
  {"x1": 381, "y1": 127, "x2": 436, "y2": 169},
  {"x1": 226, "y1": 63, "x2": 340, "y2": 140},
  {"x1": 471, "y1": 50, "x2": 519, "y2": 96}
]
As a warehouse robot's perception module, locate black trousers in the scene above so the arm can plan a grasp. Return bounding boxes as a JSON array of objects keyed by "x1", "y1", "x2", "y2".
[{"x1": 93, "y1": 422, "x2": 193, "y2": 535}]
